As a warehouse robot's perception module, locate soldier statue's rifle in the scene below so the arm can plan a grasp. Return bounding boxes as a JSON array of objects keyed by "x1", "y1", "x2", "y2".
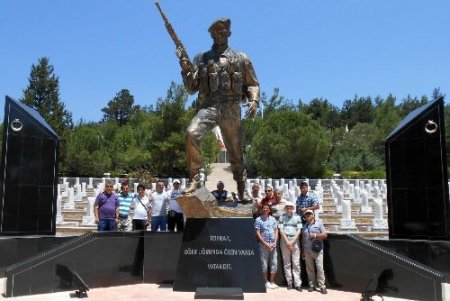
[{"x1": 155, "y1": 2, "x2": 195, "y2": 74}]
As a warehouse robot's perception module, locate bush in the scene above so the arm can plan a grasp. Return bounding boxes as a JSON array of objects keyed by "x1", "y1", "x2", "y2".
[{"x1": 341, "y1": 169, "x2": 386, "y2": 179}]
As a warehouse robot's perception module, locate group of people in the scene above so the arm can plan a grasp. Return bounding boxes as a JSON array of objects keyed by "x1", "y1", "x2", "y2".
[
  {"x1": 254, "y1": 181, "x2": 328, "y2": 294},
  {"x1": 93, "y1": 179, "x2": 185, "y2": 232}
]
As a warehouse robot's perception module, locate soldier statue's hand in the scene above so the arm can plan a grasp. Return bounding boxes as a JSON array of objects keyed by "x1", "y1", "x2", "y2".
[{"x1": 244, "y1": 100, "x2": 258, "y2": 120}]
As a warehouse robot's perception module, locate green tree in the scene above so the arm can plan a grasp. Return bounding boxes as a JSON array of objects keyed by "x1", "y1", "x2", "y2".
[
  {"x1": 20, "y1": 57, "x2": 73, "y2": 173},
  {"x1": 398, "y1": 94, "x2": 428, "y2": 118},
  {"x1": 341, "y1": 95, "x2": 374, "y2": 130},
  {"x1": 64, "y1": 123, "x2": 112, "y2": 176},
  {"x1": 247, "y1": 111, "x2": 331, "y2": 178},
  {"x1": 372, "y1": 94, "x2": 401, "y2": 157},
  {"x1": 331, "y1": 123, "x2": 384, "y2": 171},
  {"x1": 260, "y1": 88, "x2": 295, "y2": 117},
  {"x1": 101, "y1": 89, "x2": 137, "y2": 126},
  {"x1": 301, "y1": 98, "x2": 342, "y2": 131},
  {"x1": 149, "y1": 82, "x2": 205, "y2": 177},
  {"x1": 21, "y1": 57, "x2": 73, "y2": 133}
]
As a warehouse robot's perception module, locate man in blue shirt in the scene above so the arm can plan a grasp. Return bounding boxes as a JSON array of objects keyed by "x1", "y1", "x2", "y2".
[
  {"x1": 302, "y1": 209, "x2": 328, "y2": 294},
  {"x1": 117, "y1": 182, "x2": 135, "y2": 231},
  {"x1": 295, "y1": 181, "x2": 320, "y2": 224}
]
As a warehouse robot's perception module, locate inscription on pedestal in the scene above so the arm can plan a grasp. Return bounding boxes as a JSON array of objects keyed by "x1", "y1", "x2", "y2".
[{"x1": 173, "y1": 218, "x2": 265, "y2": 292}]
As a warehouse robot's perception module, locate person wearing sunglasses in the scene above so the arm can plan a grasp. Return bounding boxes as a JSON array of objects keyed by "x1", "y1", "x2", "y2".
[{"x1": 258, "y1": 185, "x2": 275, "y2": 215}]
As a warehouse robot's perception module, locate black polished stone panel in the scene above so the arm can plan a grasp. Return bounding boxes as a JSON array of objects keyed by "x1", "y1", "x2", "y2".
[
  {"x1": 385, "y1": 97, "x2": 450, "y2": 239},
  {"x1": 174, "y1": 218, "x2": 265, "y2": 293},
  {"x1": 0, "y1": 96, "x2": 59, "y2": 235},
  {"x1": 326, "y1": 234, "x2": 444, "y2": 301},
  {"x1": 3, "y1": 232, "x2": 446, "y2": 299},
  {"x1": 371, "y1": 237, "x2": 450, "y2": 282},
  {"x1": 0, "y1": 236, "x2": 74, "y2": 274},
  {"x1": 143, "y1": 231, "x2": 183, "y2": 283},
  {"x1": 4, "y1": 232, "x2": 144, "y2": 297}
]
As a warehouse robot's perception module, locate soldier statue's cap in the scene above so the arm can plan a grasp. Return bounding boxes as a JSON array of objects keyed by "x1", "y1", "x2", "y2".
[{"x1": 208, "y1": 18, "x2": 231, "y2": 33}]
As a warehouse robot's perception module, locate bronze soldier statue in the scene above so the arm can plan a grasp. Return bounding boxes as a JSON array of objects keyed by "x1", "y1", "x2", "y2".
[
  {"x1": 179, "y1": 18, "x2": 259, "y2": 202},
  {"x1": 155, "y1": 4, "x2": 259, "y2": 202}
]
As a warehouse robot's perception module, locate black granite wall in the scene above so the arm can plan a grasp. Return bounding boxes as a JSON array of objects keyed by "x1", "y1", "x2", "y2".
[
  {"x1": 0, "y1": 96, "x2": 59, "y2": 235},
  {"x1": 3, "y1": 232, "x2": 447, "y2": 301},
  {"x1": 385, "y1": 97, "x2": 450, "y2": 239}
]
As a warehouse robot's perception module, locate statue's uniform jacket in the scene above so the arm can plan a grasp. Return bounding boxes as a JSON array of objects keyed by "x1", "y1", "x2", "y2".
[{"x1": 182, "y1": 45, "x2": 259, "y2": 195}]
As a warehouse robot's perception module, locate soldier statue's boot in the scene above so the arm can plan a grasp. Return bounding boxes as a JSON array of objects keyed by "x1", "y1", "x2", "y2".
[
  {"x1": 237, "y1": 180, "x2": 252, "y2": 204},
  {"x1": 183, "y1": 174, "x2": 200, "y2": 194},
  {"x1": 239, "y1": 191, "x2": 253, "y2": 204}
]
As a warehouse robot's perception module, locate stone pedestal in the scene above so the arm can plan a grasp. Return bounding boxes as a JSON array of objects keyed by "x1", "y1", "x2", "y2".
[{"x1": 174, "y1": 218, "x2": 265, "y2": 292}]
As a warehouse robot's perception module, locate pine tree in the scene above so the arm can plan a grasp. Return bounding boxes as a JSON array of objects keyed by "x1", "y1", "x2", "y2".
[
  {"x1": 21, "y1": 57, "x2": 74, "y2": 173},
  {"x1": 21, "y1": 57, "x2": 73, "y2": 134},
  {"x1": 101, "y1": 89, "x2": 137, "y2": 126}
]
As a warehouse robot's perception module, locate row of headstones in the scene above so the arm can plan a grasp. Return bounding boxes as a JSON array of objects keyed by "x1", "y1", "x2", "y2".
[
  {"x1": 55, "y1": 176, "x2": 389, "y2": 231},
  {"x1": 243, "y1": 178, "x2": 389, "y2": 232},
  {"x1": 329, "y1": 179, "x2": 388, "y2": 231}
]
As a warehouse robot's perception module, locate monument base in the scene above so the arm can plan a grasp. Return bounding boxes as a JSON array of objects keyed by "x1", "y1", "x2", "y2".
[{"x1": 173, "y1": 218, "x2": 265, "y2": 293}]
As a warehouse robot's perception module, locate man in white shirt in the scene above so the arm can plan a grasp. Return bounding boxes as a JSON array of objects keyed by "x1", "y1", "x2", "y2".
[
  {"x1": 150, "y1": 180, "x2": 169, "y2": 232},
  {"x1": 168, "y1": 179, "x2": 184, "y2": 232}
]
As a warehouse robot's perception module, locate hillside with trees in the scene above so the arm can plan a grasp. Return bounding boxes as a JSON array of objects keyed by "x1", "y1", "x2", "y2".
[{"x1": 2, "y1": 57, "x2": 447, "y2": 179}]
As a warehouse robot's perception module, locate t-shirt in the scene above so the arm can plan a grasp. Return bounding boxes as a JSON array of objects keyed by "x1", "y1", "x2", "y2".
[
  {"x1": 211, "y1": 190, "x2": 232, "y2": 202},
  {"x1": 168, "y1": 189, "x2": 183, "y2": 213},
  {"x1": 150, "y1": 191, "x2": 169, "y2": 217},
  {"x1": 296, "y1": 192, "x2": 319, "y2": 218},
  {"x1": 118, "y1": 192, "x2": 135, "y2": 218},
  {"x1": 254, "y1": 215, "x2": 278, "y2": 244},
  {"x1": 95, "y1": 192, "x2": 119, "y2": 219},
  {"x1": 133, "y1": 195, "x2": 150, "y2": 220},
  {"x1": 302, "y1": 219, "x2": 326, "y2": 252},
  {"x1": 278, "y1": 213, "x2": 302, "y2": 237}
]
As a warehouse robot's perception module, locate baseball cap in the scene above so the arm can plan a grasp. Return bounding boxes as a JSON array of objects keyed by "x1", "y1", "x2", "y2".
[
  {"x1": 305, "y1": 209, "x2": 314, "y2": 215},
  {"x1": 284, "y1": 201, "x2": 295, "y2": 208},
  {"x1": 217, "y1": 180, "x2": 224, "y2": 185},
  {"x1": 172, "y1": 179, "x2": 180, "y2": 184}
]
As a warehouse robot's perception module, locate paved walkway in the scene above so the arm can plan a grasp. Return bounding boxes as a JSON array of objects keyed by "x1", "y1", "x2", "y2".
[
  {"x1": 2, "y1": 281, "x2": 448, "y2": 301},
  {"x1": 205, "y1": 163, "x2": 235, "y2": 192}
]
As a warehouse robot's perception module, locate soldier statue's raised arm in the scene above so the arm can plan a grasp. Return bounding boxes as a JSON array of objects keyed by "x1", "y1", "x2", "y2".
[{"x1": 178, "y1": 18, "x2": 260, "y2": 202}]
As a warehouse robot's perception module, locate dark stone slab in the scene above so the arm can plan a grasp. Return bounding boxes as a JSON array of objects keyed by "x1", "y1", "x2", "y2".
[
  {"x1": 195, "y1": 287, "x2": 243, "y2": 300},
  {"x1": 0, "y1": 96, "x2": 59, "y2": 235},
  {"x1": 173, "y1": 218, "x2": 265, "y2": 292},
  {"x1": 385, "y1": 97, "x2": 450, "y2": 239}
]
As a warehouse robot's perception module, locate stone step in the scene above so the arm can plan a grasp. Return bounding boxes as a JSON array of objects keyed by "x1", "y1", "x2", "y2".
[
  {"x1": 319, "y1": 214, "x2": 387, "y2": 224},
  {"x1": 322, "y1": 204, "x2": 362, "y2": 210},
  {"x1": 61, "y1": 209, "x2": 86, "y2": 221}
]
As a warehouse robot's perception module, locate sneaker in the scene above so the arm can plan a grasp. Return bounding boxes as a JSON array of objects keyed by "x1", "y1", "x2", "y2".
[
  {"x1": 270, "y1": 282, "x2": 278, "y2": 289},
  {"x1": 308, "y1": 286, "x2": 314, "y2": 292},
  {"x1": 287, "y1": 284, "x2": 293, "y2": 290},
  {"x1": 265, "y1": 282, "x2": 271, "y2": 289},
  {"x1": 320, "y1": 287, "x2": 328, "y2": 294},
  {"x1": 295, "y1": 286, "x2": 302, "y2": 292}
]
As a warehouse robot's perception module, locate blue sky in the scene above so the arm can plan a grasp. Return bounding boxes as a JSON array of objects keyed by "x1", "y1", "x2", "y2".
[{"x1": 1, "y1": 0, "x2": 449, "y2": 123}]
